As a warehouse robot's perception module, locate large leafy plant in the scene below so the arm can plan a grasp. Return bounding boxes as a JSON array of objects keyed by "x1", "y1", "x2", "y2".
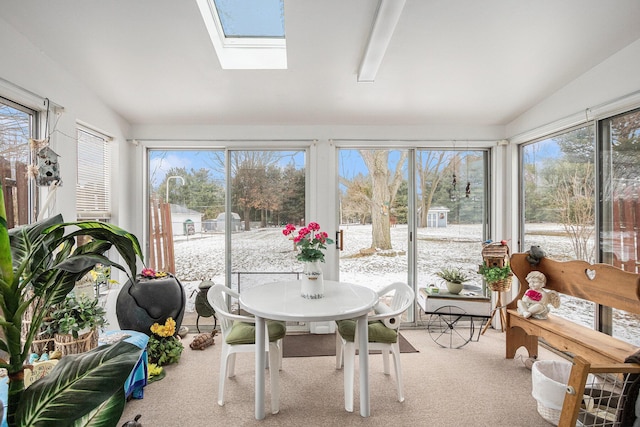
[{"x1": 0, "y1": 188, "x2": 145, "y2": 426}]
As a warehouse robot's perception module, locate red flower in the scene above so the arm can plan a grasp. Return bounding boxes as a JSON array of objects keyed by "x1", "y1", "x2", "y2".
[
  {"x1": 282, "y1": 221, "x2": 335, "y2": 263},
  {"x1": 298, "y1": 227, "x2": 310, "y2": 237},
  {"x1": 283, "y1": 223, "x2": 296, "y2": 236}
]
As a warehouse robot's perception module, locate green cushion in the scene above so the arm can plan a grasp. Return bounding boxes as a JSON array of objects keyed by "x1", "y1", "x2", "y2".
[
  {"x1": 336, "y1": 320, "x2": 398, "y2": 344},
  {"x1": 225, "y1": 320, "x2": 287, "y2": 345}
]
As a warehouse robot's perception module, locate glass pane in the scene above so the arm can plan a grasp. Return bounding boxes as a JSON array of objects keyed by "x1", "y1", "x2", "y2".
[
  {"x1": 338, "y1": 149, "x2": 409, "y2": 292},
  {"x1": 600, "y1": 108, "x2": 640, "y2": 346},
  {"x1": 214, "y1": 0, "x2": 285, "y2": 38},
  {"x1": 148, "y1": 149, "x2": 226, "y2": 330},
  {"x1": 229, "y1": 150, "x2": 306, "y2": 292},
  {"x1": 521, "y1": 126, "x2": 596, "y2": 328},
  {"x1": 0, "y1": 98, "x2": 35, "y2": 226},
  {"x1": 415, "y1": 150, "x2": 488, "y2": 295}
]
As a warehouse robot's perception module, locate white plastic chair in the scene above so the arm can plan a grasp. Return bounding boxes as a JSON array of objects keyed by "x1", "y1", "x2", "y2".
[
  {"x1": 335, "y1": 282, "x2": 415, "y2": 412},
  {"x1": 207, "y1": 284, "x2": 285, "y2": 413}
]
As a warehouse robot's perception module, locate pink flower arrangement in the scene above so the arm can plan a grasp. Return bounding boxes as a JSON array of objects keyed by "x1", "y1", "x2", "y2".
[{"x1": 283, "y1": 222, "x2": 334, "y2": 262}]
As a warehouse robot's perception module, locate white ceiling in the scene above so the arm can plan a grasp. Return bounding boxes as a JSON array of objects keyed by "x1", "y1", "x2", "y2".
[{"x1": 1, "y1": 0, "x2": 640, "y2": 127}]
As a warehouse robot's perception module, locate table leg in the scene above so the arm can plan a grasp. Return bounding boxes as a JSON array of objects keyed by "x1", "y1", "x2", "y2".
[
  {"x1": 356, "y1": 314, "x2": 370, "y2": 417},
  {"x1": 255, "y1": 316, "x2": 266, "y2": 420}
]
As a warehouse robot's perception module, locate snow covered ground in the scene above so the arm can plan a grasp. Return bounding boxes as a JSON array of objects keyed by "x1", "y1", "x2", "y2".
[{"x1": 173, "y1": 223, "x2": 639, "y2": 346}]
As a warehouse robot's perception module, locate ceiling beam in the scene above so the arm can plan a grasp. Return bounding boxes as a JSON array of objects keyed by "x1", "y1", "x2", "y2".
[{"x1": 357, "y1": 0, "x2": 406, "y2": 83}]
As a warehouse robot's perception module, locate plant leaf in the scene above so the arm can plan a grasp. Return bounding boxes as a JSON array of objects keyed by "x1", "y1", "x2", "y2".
[
  {"x1": 16, "y1": 341, "x2": 142, "y2": 426},
  {"x1": 71, "y1": 388, "x2": 126, "y2": 427}
]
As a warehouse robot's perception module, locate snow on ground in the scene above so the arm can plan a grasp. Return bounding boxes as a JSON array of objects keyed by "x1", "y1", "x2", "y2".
[{"x1": 173, "y1": 223, "x2": 639, "y2": 346}]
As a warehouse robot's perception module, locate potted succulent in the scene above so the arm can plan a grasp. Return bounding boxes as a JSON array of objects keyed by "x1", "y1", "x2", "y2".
[
  {"x1": 0, "y1": 183, "x2": 146, "y2": 427},
  {"x1": 436, "y1": 266, "x2": 469, "y2": 295}
]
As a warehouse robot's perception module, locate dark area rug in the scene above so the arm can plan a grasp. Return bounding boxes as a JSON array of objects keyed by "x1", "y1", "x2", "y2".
[{"x1": 283, "y1": 332, "x2": 418, "y2": 358}]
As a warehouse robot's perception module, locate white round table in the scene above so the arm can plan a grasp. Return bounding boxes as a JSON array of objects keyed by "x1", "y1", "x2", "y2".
[{"x1": 240, "y1": 280, "x2": 378, "y2": 419}]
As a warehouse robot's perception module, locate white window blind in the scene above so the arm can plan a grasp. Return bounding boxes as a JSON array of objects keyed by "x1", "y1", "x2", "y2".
[{"x1": 76, "y1": 126, "x2": 111, "y2": 220}]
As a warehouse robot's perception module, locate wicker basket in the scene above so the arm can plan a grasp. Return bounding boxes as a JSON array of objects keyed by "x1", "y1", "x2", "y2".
[
  {"x1": 487, "y1": 275, "x2": 513, "y2": 292},
  {"x1": 54, "y1": 328, "x2": 98, "y2": 356},
  {"x1": 31, "y1": 335, "x2": 55, "y2": 355}
]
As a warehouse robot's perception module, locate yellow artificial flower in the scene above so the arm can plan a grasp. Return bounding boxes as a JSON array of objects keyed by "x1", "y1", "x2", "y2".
[
  {"x1": 150, "y1": 317, "x2": 176, "y2": 337},
  {"x1": 148, "y1": 363, "x2": 163, "y2": 378}
]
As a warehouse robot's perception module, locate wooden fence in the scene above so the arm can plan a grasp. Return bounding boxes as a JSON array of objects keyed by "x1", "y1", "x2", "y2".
[
  {"x1": 148, "y1": 197, "x2": 175, "y2": 274},
  {"x1": 0, "y1": 157, "x2": 28, "y2": 227}
]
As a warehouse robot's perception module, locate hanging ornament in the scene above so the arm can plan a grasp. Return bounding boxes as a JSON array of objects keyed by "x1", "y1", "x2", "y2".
[{"x1": 465, "y1": 182, "x2": 471, "y2": 198}]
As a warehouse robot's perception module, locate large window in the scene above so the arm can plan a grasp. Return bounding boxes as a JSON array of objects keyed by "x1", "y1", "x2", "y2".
[
  {"x1": 415, "y1": 149, "x2": 488, "y2": 292},
  {"x1": 521, "y1": 125, "x2": 596, "y2": 329},
  {"x1": 522, "y1": 114, "x2": 640, "y2": 347},
  {"x1": 76, "y1": 126, "x2": 111, "y2": 221},
  {"x1": 0, "y1": 97, "x2": 37, "y2": 226},
  {"x1": 147, "y1": 148, "x2": 305, "y2": 329}
]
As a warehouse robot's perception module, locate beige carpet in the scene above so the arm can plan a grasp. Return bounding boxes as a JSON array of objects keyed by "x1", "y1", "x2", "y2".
[
  {"x1": 119, "y1": 328, "x2": 566, "y2": 426},
  {"x1": 282, "y1": 333, "x2": 418, "y2": 357}
]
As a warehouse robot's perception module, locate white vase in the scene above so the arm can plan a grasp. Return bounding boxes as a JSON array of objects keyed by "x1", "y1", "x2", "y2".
[{"x1": 301, "y1": 261, "x2": 324, "y2": 299}]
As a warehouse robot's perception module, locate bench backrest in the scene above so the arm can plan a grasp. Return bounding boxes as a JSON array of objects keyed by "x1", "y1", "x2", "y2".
[{"x1": 509, "y1": 253, "x2": 640, "y2": 314}]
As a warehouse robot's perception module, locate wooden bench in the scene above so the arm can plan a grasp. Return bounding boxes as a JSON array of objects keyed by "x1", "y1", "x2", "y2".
[
  {"x1": 506, "y1": 253, "x2": 640, "y2": 426},
  {"x1": 506, "y1": 252, "x2": 640, "y2": 364}
]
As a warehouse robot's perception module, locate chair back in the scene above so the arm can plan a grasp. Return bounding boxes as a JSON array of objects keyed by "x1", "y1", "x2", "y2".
[
  {"x1": 372, "y1": 282, "x2": 415, "y2": 327},
  {"x1": 207, "y1": 284, "x2": 253, "y2": 335}
]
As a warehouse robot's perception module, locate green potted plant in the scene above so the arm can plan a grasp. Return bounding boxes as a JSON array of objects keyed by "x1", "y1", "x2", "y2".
[
  {"x1": 478, "y1": 262, "x2": 513, "y2": 291},
  {"x1": 44, "y1": 293, "x2": 108, "y2": 356},
  {"x1": 0, "y1": 186, "x2": 146, "y2": 426},
  {"x1": 436, "y1": 266, "x2": 469, "y2": 294}
]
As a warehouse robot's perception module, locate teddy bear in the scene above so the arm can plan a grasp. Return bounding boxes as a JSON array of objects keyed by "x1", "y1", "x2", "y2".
[{"x1": 517, "y1": 271, "x2": 560, "y2": 319}]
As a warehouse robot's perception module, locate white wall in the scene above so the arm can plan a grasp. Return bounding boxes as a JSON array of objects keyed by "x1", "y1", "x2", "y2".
[
  {"x1": 0, "y1": 18, "x2": 137, "y2": 233},
  {"x1": 506, "y1": 38, "x2": 640, "y2": 141}
]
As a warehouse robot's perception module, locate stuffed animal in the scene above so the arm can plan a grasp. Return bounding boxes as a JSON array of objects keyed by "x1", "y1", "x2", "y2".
[
  {"x1": 517, "y1": 271, "x2": 560, "y2": 319},
  {"x1": 526, "y1": 245, "x2": 546, "y2": 266}
]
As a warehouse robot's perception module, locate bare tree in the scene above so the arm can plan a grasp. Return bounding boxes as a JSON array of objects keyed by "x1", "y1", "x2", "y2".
[
  {"x1": 416, "y1": 151, "x2": 452, "y2": 227},
  {"x1": 359, "y1": 150, "x2": 407, "y2": 250},
  {"x1": 340, "y1": 173, "x2": 371, "y2": 225},
  {"x1": 550, "y1": 162, "x2": 595, "y2": 261}
]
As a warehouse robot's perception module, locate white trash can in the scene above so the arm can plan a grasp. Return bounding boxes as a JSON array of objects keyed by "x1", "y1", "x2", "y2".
[{"x1": 531, "y1": 360, "x2": 576, "y2": 425}]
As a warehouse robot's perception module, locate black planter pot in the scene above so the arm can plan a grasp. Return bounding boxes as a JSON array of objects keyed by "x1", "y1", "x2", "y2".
[{"x1": 116, "y1": 273, "x2": 186, "y2": 335}]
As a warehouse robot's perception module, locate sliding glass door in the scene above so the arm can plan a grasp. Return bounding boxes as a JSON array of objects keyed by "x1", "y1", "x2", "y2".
[
  {"x1": 228, "y1": 149, "x2": 306, "y2": 293},
  {"x1": 148, "y1": 149, "x2": 226, "y2": 330},
  {"x1": 337, "y1": 149, "x2": 410, "y2": 290},
  {"x1": 415, "y1": 149, "x2": 488, "y2": 293}
]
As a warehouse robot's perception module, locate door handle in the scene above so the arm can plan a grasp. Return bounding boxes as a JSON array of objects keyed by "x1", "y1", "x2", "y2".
[{"x1": 335, "y1": 230, "x2": 343, "y2": 251}]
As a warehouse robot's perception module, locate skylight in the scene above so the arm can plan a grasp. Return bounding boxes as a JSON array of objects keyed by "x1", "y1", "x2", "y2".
[
  {"x1": 214, "y1": 0, "x2": 284, "y2": 38},
  {"x1": 196, "y1": 0, "x2": 287, "y2": 70}
]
